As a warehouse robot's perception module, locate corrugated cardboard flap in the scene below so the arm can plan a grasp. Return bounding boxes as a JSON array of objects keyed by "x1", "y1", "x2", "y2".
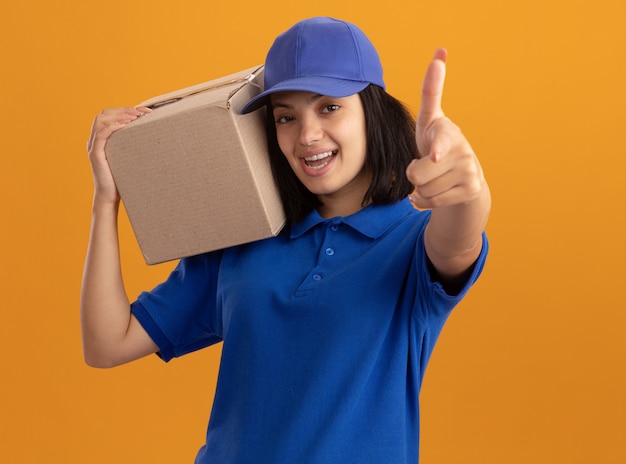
[{"x1": 140, "y1": 65, "x2": 264, "y2": 110}]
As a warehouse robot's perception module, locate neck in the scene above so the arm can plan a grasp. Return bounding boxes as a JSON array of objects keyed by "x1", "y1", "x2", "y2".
[
  {"x1": 315, "y1": 167, "x2": 373, "y2": 219},
  {"x1": 317, "y1": 182, "x2": 371, "y2": 219},
  {"x1": 318, "y1": 198, "x2": 367, "y2": 219}
]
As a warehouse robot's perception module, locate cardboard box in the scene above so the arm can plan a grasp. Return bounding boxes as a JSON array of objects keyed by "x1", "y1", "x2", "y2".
[{"x1": 106, "y1": 65, "x2": 286, "y2": 265}]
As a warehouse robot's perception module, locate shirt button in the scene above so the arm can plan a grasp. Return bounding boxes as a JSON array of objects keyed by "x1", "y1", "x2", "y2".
[
  {"x1": 312, "y1": 274, "x2": 322, "y2": 281},
  {"x1": 331, "y1": 225, "x2": 339, "y2": 232},
  {"x1": 325, "y1": 248, "x2": 335, "y2": 256}
]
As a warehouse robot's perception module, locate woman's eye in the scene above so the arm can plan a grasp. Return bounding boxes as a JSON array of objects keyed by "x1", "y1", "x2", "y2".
[
  {"x1": 322, "y1": 104, "x2": 340, "y2": 113},
  {"x1": 275, "y1": 115, "x2": 294, "y2": 124}
]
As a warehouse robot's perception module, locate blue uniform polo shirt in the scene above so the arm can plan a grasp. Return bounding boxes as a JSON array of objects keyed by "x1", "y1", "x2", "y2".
[{"x1": 131, "y1": 198, "x2": 488, "y2": 463}]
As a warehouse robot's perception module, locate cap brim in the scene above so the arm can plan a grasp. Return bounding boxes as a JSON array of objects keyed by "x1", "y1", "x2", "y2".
[{"x1": 240, "y1": 76, "x2": 370, "y2": 114}]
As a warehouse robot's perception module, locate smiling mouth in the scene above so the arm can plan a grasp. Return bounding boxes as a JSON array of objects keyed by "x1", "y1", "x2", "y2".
[{"x1": 303, "y1": 150, "x2": 337, "y2": 170}]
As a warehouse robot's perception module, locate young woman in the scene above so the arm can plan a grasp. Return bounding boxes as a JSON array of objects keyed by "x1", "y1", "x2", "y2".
[{"x1": 82, "y1": 16, "x2": 491, "y2": 463}]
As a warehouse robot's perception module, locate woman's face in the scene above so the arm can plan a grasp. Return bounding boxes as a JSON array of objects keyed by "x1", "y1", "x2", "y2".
[{"x1": 271, "y1": 91, "x2": 371, "y2": 215}]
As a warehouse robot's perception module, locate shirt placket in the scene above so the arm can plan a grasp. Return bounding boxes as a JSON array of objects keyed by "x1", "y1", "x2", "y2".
[{"x1": 294, "y1": 220, "x2": 342, "y2": 297}]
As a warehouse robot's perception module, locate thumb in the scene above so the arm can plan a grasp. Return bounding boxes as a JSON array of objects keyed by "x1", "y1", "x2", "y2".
[{"x1": 417, "y1": 48, "x2": 447, "y2": 128}]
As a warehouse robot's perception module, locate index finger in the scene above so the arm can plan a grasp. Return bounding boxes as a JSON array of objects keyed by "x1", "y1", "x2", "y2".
[{"x1": 417, "y1": 48, "x2": 447, "y2": 127}]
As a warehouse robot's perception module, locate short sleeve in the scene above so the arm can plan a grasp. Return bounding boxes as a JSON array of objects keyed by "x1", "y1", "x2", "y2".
[
  {"x1": 424, "y1": 232, "x2": 489, "y2": 304},
  {"x1": 131, "y1": 251, "x2": 224, "y2": 362}
]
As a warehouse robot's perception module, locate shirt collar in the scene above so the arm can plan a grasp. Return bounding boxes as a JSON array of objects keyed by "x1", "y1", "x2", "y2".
[{"x1": 290, "y1": 198, "x2": 416, "y2": 240}]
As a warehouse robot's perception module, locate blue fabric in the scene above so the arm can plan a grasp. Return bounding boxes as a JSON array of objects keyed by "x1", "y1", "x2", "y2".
[
  {"x1": 241, "y1": 17, "x2": 385, "y2": 114},
  {"x1": 131, "y1": 198, "x2": 488, "y2": 463}
]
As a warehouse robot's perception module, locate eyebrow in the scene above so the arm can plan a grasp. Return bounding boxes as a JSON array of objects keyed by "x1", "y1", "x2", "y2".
[{"x1": 271, "y1": 93, "x2": 324, "y2": 109}]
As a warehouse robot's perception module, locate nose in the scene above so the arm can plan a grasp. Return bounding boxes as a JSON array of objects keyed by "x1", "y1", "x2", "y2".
[{"x1": 298, "y1": 114, "x2": 323, "y2": 146}]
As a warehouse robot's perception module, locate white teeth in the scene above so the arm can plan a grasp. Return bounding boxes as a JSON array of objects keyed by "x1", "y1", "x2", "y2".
[{"x1": 304, "y1": 151, "x2": 334, "y2": 162}]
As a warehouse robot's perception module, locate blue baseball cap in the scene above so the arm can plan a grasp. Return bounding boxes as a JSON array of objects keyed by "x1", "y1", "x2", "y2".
[{"x1": 241, "y1": 17, "x2": 385, "y2": 114}]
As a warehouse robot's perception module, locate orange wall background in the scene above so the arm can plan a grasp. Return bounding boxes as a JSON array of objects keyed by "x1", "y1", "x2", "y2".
[{"x1": 2, "y1": 0, "x2": 625, "y2": 462}]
